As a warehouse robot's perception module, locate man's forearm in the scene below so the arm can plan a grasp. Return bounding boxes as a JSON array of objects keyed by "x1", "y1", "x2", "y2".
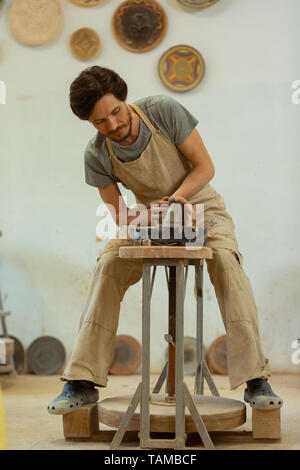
[{"x1": 170, "y1": 165, "x2": 214, "y2": 200}]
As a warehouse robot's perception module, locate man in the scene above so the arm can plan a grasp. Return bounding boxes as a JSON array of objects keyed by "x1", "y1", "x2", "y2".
[{"x1": 48, "y1": 66, "x2": 282, "y2": 414}]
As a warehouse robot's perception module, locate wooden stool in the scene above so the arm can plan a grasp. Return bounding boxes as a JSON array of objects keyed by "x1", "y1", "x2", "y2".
[
  {"x1": 102, "y1": 246, "x2": 246, "y2": 449},
  {"x1": 63, "y1": 245, "x2": 281, "y2": 447}
]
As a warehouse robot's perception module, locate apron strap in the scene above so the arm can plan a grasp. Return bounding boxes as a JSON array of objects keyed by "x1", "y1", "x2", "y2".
[{"x1": 129, "y1": 104, "x2": 157, "y2": 135}]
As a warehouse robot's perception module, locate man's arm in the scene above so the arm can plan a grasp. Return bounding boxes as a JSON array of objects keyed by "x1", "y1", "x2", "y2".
[
  {"x1": 170, "y1": 129, "x2": 215, "y2": 201},
  {"x1": 98, "y1": 184, "x2": 152, "y2": 227}
]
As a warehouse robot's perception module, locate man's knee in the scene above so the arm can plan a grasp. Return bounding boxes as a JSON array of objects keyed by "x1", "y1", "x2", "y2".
[
  {"x1": 96, "y1": 250, "x2": 143, "y2": 285},
  {"x1": 206, "y1": 248, "x2": 243, "y2": 282}
]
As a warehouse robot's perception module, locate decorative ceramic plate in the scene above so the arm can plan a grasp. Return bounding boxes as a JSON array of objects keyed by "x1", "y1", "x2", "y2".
[
  {"x1": 109, "y1": 335, "x2": 141, "y2": 375},
  {"x1": 70, "y1": 27, "x2": 101, "y2": 61},
  {"x1": 27, "y1": 336, "x2": 66, "y2": 375},
  {"x1": 177, "y1": 0, "x2": 220, "y2": 9},
  {"x1": 9, "y1": 0, "x2": 63, "y2": 46},
  {"x1": 112, "y1": 0, "x2": 167, "y2": 53},
  {"x1": 159, "y1": 44, "x2": 205, "y2": 92},
  {"x1": 70, "y1": 0, "x2": 105, "y2": 6}
]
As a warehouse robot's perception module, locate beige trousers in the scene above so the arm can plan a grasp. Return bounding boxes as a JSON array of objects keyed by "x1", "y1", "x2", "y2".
[{"x1": 62, "y1": 238, "x2": 271, "y2": 390}]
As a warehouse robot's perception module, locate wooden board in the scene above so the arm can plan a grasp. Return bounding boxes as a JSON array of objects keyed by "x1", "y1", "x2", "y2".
[
  {"x1": 119, "y1": 245, "x2": 213, "y2": 259},
  {"x1": 252, "y1": 408, "x2": 281, "y2": 439},
  {"x1": 98, "y1": 393, "x2": 246, "y2": 432}
]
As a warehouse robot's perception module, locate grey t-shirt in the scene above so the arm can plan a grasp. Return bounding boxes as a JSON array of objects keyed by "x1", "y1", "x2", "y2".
[{"x1": 84, "y1": 95, "x2": 199, "y2": 188}]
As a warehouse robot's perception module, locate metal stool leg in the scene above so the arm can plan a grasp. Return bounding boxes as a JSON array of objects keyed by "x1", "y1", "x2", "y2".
[{"x1": 175, "y1": 261, "x2": 186, "y2": 449}]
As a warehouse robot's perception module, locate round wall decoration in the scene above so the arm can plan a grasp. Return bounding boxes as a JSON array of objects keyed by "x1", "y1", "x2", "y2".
[
  {"x1": 9, "y1": 0, "x2": 63, "y2": 46},
  {"x1": 70, "y1": 0, "x2": 106, "y2": 6},
  {"x1": 177, "y1": 0, "x2": 220, "y2": 9},
  {"x1": 112, "y1": 0, "x2": 167, "y2": 53},
  {"x1": 158, "y1": 44, "x2": 205, "y2": 92},
  {"x1": 70, "y1": 27, "x2": 101, "y2": 61}
]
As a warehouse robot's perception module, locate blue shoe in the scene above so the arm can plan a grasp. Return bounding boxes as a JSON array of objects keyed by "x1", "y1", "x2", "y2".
[
  {"x1": 47, "y1": 381, "x2": 99, "y2": 415},
  {"x1": 244, "y1": 379, "x2": 283, "y2": 409}
]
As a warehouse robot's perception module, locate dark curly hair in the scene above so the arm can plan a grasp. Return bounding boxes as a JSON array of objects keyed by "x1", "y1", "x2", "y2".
[{"x1": 69, "y1": 66, "x2": 128, "y2": 120}]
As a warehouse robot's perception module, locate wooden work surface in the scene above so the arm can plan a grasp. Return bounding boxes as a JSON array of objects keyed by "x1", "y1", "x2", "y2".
[{"x1": 119, "y1": 245, "x2": 213, "y2": 259}]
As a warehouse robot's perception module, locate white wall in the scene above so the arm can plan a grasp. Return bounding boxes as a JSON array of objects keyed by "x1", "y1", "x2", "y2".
[{"x1": 0, "y1": 0, "x2": 299, "y2": 376}]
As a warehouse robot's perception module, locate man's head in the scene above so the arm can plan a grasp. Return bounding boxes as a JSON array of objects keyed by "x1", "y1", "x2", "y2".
[{"x1": 69, "y1": 66, "x2": 132, "y2": 143}]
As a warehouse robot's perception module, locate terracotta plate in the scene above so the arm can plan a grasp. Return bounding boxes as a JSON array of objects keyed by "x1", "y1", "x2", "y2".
[
  {"x1": 207, "y1": 334, "x2": 228, "y2": 375},
  {"x1": 177, "y1": 0, "x2": 220, "y2": 9},
  {"x1": 27, "y1": 336, "x2": 66, "y2": 375},
  {"x1": 70, "y1": 28, "x2": 101, "y2": 61},
  {"x1": 9, "y1": 0, "x2": 63, "y2": 46},
  {"x1": 159, "y1": 44, "x2": 204, "y2": 92},
  {"x1": 70, "y1": 0, "x2": 105, "y2": 6},
  {"x1": 112, "y1": 0, "x2": 167, "y2": 53},
  {"x1": 109, "y1": 335, "x2": 141, "y2": 375}
]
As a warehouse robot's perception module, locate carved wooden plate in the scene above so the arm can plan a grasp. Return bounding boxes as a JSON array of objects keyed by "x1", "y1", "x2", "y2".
[
  {"x1": 70, "y1": 28, "x2": 101, "y2": 61},
  {"x1": 159, "y1": 44, "x2": 205, "y2": 92},
  {"x1": 70, "y1": 0, "x2": 106, "y2": 6},
  {"x1": 177, "y1": 0, "x2": 220, "y2": 9},
  {"x1": 9, "y1": 0, "x2": 63, "y2": 46},
  {"x1": 112, "y1": 0, "x2": 167, "y2": 53}
]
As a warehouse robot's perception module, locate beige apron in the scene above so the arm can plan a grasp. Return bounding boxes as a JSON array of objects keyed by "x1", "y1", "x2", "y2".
[
  {"x1": 106, "y1": 104, "x2": 240, "y2": 253},
  {"x1": 62, "y1": 104, "x2": 271, "y2": 390}
]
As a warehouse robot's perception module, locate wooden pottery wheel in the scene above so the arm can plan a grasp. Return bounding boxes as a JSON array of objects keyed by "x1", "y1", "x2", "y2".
[
  {"x1": 70, "y1": 28, "x2": 101, "y2": 61},
  {"x1": 207, "y1": 334, "x2": 228, "y2": 375},
  {"x1": 9, "y1": 0, "x2": 63, "y2": 46},
  {"x1": 108, "y1": 335, "x2": 141, "y2": 375},
  {"x1": 112, "y1": 0, "x2": 167, "y2": 53},
  {"x1": 27, "y1": 336, "x2": 66, "y2": 375},
  {"x1": 159, "y1": 44, "x2": 205, "y2": 92},
  {"x1": 177, "y1": 0, "x2": 220, "y2": 9},
  {"x1": 98, "y1": 393, "x2": 246, "y2": 432}
]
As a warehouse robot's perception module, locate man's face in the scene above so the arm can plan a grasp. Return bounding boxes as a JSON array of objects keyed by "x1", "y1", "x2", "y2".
[{"x1": 89, "y1": 93, "x2": 132, "y2": 143}]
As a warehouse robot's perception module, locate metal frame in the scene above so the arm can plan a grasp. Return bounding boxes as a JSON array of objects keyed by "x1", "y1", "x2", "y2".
[{"x1": 110, "y1": 258, "x2": 219, "y2": 450}]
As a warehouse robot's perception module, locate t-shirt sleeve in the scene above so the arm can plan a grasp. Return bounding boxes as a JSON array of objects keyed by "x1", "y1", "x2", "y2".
[
  {"x1": 84, "y1": 148, "x2": 115, "y2": 188},
  {"x1": 155, "y1": 95, "x2": 199, "y2": 146}
]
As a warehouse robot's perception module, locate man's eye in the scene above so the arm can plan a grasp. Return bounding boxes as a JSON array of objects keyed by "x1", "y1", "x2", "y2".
[{"x1": 112, "y1": 107, "x2": 120, "y2": 115}]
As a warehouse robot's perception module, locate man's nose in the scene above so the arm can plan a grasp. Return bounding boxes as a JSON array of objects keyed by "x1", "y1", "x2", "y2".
[{"x1": 107, "y1": 117, "x2": 118, "y2": 132}]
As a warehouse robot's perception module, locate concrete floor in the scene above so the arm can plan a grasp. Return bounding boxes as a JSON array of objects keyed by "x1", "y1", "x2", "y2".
[{"x1": 1, "y1": 373, "x2": 299, "y2": 450}]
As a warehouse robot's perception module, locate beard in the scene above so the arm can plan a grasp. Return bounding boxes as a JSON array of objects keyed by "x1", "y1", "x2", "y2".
[{"x1": 108, "y1": 105, "x2": 133, "y2": 143}]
